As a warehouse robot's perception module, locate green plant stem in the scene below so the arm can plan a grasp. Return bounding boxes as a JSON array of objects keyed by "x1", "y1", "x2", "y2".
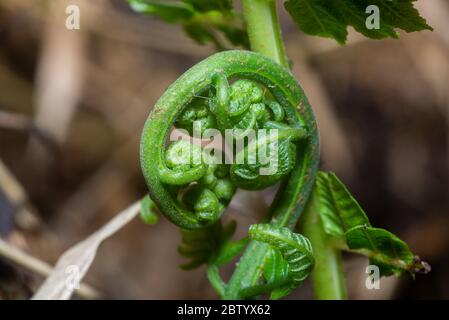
[
  {"x1": 301, "y1": 189, "x2": 348, "y2": 300},
  {"x1": 241, "y1": 0, "x2": 289, "y2": 67},
  {"x1": 207, "y1": 265, "x2": 226, "y2": 298}
]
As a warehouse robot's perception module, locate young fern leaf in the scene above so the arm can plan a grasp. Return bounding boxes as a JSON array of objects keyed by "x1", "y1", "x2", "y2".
[
  {"x1": 315, "y1": 171, "x2": 430, "y2": 277},
  {"x1": 140, "y1": 50, "x2": 320, "y2": 299},
  {"x1": 315, "y1": 171, "x2": 370, "y2": 237},
  {"x1": 346, "y1": 225, "x2": 431, "y2": 276},
  {"x1": 140, "y1": 50, "x2": 318, "y2": 230},
  {"x1": 247, "y1": 224, "x2": 314, "y2": 299}
]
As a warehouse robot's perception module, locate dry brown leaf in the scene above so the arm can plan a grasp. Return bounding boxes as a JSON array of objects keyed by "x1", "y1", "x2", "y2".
[{"x1": 32, "y1": 201, "x2": 141, "y2": 300}]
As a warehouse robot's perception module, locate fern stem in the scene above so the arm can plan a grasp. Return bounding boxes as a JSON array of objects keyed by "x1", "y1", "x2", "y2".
[
  {"x1": 207, "y1": 265, "x2": 226, "y2": 298},
  {"x1": 241, "y1": 0, "x2": 289, "y2": 67},
  {"x1": 302, "y1": 188, "x2": 348, "y2": 300}
]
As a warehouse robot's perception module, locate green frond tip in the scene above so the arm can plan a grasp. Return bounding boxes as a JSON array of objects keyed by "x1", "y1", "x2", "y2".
[{"x1": 247, "y1": 224, "x2": 314, "y2": 299}]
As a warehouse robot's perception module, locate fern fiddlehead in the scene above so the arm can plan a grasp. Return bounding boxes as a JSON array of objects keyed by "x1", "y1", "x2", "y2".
[
  {"x1": 140, "y1": 50, "x2": 320, "y2": 299},
  {"x1": 243, "y1": 224, "x2": 315, "y2": 299}
]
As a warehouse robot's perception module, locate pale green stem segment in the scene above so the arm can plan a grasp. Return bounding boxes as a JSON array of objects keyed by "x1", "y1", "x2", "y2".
[
  {"x1": 241, "y1": 0, "x2": 289, "y2": 68},
  {"x1": 207, "y1": 265, "x2": 226, "y2": 298},
  {"x1": 301, "y1": 189, "x2": 348, "y2": 300}
]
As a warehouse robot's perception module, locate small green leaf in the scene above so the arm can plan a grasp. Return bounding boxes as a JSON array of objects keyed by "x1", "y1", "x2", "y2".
[
  {"x1": 315, "y1": 171, "x2": 370, "y2": 238},
  {"x1": 345, "y1": 225, "x2": 428, "y2": 276},
  {"x1": 285, "y1": 0, "x2": 348, "y2": 44},
  {"x1": 284, "y1": 0, "x2": 432, "y2": 44},
  {"x1": 315, "y1": 171, "x2": 430, "y2": 277},
  {"x1": 140, "y1": 195, "x2": 158, "y2": 225},
  {"x1": 346, "y1": 226, "x2": 408, "y2": 276}
]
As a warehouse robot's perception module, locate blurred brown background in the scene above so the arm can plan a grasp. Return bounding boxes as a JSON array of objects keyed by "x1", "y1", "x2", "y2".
[{"x1": 0, "y1": 0, "x2": 448, "y2": 299}]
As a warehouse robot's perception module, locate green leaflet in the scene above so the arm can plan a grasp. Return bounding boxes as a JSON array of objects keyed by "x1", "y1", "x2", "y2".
[
  {"x1": 285, "y1": 0, "x2": 347, "y2": 44},
  {"x1": 346, "y1": 226, "x2": 412, "y2": 263},
  {"x1": 140, "y1": 195, "x2": 159, "y2": 225},
  {"x1": 284, "y1": 0, "x2": 432, "y2": 44},
  {"x1": 128, "y1": 0, "x2": 249, "y2": 49},
  {"x1": 346, "y1": 225, "x2": 429, "y2": 276},
  {"x1": 315, "y1": 171, "x2": 430, "y2": 277},
  {"x1": 315, "y1": 171, "x2": 370, "y2": 238}
]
